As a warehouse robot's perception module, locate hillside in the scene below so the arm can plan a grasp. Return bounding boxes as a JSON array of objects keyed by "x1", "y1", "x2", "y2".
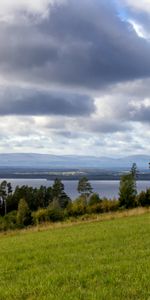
[
  {"x1": 0, "y1": 153, "x2": 149, "y2": 169},
  {"x1": 0, "y1": 213, "x2": 150, "y2": 300}
]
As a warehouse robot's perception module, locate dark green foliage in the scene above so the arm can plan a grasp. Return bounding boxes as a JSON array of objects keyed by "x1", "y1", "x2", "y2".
[
  {"x1": 58, "y1": 191, "x2": 71, "y2": 209},
  {"x1": 119, "y1": 173, "x2": 137, "y2": 208},
  {"x1": 10, "y1": 185, "x2": 53, "y2": 211},
  {"x1": 88, "y1": 193, "x2": 101, "y2": 206},
  {"x1": 6, "y1": 194, "x2": 18, "y2": 214},
  {"x1": 0, "y1": 167, "x2": 149, "y2": 231},
  {"x1": 52, "y1": 179, "x2": 71, "y2": 209},
  {"x1": 137, "y1": 189, "x2": 150, "y2": 207},
  {"x1": 0, "y1": 180, "x2": 12, "y2": 197},
  {"x1": 17, "y1": 199, "x2": 32, "y2": 227},
  {"x1": 47, "y1": 207, "x2": 64, "y2": 222},
  {"x1": 52, "y1": 178, "x2": 64, "y2": 198},
  {"x1": 77, "y1": 177, "x2": 93, "y2": 197},
  {"x1": 131, "y1": 163, "x2": 138, "y2": 179},
  {"x1": 0, "y1": 211, "x2": 17, "y2": 231}
]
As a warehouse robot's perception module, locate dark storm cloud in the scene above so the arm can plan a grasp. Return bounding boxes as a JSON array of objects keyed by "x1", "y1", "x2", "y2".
[
  {"x1": 0, "y1": 0, "x2": 150, "y2": 90},
  {"x1": 0, "y1": 88, "x2": 95, "y2": 116}
]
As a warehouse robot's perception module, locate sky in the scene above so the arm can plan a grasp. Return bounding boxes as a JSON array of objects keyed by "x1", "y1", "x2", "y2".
[{"x1": 0, "y1": 0, "x2": 150, "y2": 157}]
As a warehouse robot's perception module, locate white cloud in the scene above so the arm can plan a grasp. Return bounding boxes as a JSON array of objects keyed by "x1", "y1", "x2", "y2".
[
  {"x1": 127, "y1": 19, "x2": 150, "y2": 40},
  {"x1": 0, "y1": 0, "x2": 66, "y2": 23},
  {"x1": 122, "y1": 0, "x2": 150, "y2": 14}
]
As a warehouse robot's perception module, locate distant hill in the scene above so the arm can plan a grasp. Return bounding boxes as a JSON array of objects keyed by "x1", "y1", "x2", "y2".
[{"x1": 0, "y1": 153, "x2": 149, "y2": 170}]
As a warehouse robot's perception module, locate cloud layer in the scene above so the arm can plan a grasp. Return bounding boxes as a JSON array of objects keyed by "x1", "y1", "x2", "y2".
[{"x1": 0, "y1": 0, "x2": 150, "y2": 156}]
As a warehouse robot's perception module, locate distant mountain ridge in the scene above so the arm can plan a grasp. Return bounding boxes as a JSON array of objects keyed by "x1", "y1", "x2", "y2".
[{"x1": 0, "y1": 153, "x2": 149, "y2": 169}]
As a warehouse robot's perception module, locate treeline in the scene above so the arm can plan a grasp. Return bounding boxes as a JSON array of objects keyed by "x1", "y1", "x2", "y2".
[{"x1": 0, "y1": 164, "x2": 150, "y2": 231}]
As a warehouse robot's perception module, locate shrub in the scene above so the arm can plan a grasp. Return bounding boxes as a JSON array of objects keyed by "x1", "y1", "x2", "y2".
[
  {"x1": 47, "y1": 207, "x2": 64, "y2": 222},
  {"x1": 67, "y1": 196, "x2": 87, "y2": 216},
  {"x1": 0, "y1": 211, "x2": 17, "y2": 231},
  {"x1": 32, "y1": 208, "x2": 49, "y2": 225},
  {"x1": 88, "y1": 193, "x2": 101, "y2": 206},
  {"x1": 100, "y1": 198, "x2": 119, "y2": 213},
  {"x1": 137, "y1": 189, "x2": 150, "y2": 207},
  {"x1": 87, "y1": 203, "x2": 103, "y2": 214},
  {"x1": 87, "y1": 198, "x2": 119, "y2": 214}
]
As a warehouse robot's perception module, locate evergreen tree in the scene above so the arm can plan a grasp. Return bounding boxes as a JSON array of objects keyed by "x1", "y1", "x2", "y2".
[
  {"x1": 77, "y1": 177, "x2": 93, "y2": 199},
  {"x1": 119, "y1": 173, "x2": 137, "y2": 208},
  {"x1": 52, "y1": 179, "x2": 70, "y2": 209},
  {"x1": 52, "y1": 178, "x2": 64, "y2": 198},
  {"x1": 131, "y1": 163, "x2": 138, "y2": 180}
]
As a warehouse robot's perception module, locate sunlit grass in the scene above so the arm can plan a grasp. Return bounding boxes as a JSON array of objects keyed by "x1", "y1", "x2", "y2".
[{"x1": 0, "y1": 212, "x2": 150, "y2": 300}]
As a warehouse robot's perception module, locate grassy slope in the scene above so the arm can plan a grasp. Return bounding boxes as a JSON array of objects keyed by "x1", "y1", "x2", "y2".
[{"x1": 0, "y1": 213, "x2": 150, "y2": 300}]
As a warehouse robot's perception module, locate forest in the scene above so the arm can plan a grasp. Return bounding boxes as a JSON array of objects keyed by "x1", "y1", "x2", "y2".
[{"x1": 0, "y1": 164, "x2": 150, "y2": 231}]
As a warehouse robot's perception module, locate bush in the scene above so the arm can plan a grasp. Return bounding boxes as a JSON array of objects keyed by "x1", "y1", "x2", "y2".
[
  {"x1": 87, "y1": 198, "x2": 119, "y2": 214},
  {"x1": 0, "y1": 211, "x2": 17, "y2": 231},
  {"x1": 100, "y1": 198, "x2": 119, "y2": 213},
  {"x1": 87, "y1": 202, "x2": 103, "y2": 214},
  {"x1": 47, "y1": 207, "x2": 64, "y2": 222},
  {"x1": 137, "y1": 189, "x2": 150, "y2": 207},
  {"x1": 32, "y1": 208, "x2": 49, "y2": 225},
  {"x1": 67, "y1": 196, "x2": 87, "y2": 216},
  {"x1": 88, "y1": 193, "x2": 101, "y2": 206}
]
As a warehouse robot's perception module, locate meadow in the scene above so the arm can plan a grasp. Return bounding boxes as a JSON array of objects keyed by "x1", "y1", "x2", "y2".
[{"x1": 0, "y1": 212, "x2": 150, "y2": 300}]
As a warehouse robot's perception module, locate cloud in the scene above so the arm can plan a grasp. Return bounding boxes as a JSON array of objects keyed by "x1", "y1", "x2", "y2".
[
  {"x1": 0, "y1": 0, "x2": 150, "y2": 91},
  {"x1": 0, "y1": 0, "x2": 66, "y2": 24},
  {"x1": 0, "y1": 87, "x2": 95, "y2": 116},
  {"x1": 122, "y1": 0, "x2": 150, "y2": 14},
  {"x1": 120, "y1": 0, "x2": 150, "y2": 40},
  {"x1": 130, "y1": 99, "x2": 150, "y2": 123},
  {"x1": 0, "y1": 0, "x2": 150, "y2": 156},
  {"x1": 75, "y1": 115, "x2": 131, "y2": 134}
]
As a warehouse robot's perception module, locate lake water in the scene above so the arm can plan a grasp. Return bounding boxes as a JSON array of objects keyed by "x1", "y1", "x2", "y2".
[{"x1": 0, "y1": 179, "x2": 149, "y2": 199}]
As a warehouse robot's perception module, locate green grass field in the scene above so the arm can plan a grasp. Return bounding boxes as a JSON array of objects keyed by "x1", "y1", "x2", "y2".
[{"x1": 0, "y1": 213, "x2": 150, "y2": 300}]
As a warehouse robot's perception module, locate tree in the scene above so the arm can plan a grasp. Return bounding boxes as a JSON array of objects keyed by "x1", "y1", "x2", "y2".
[
  {"x1": 7, "y1": 182, "x2": 13, "y2": 195},
  {"x1": 52, "y1": 178, "x2": 64, "y2": 198},
  {"x1": 77, "y1": 177, "x2": 93, "y2": 200},
  {"x1": 0, "y1": 181, "x2": 12, "y2": 215},
  {"x1": 119, "y1": 173, "x2": 137, "y2": 208},
  {"x1": 52, "y1": 179, "x2": 70, "y2": 209},
  {"x1": 17, "y1": 198, "x2": 32, "y2": 227},
  {"x1": 131, "y1": 163, "x2": 138, "y2": 180}
]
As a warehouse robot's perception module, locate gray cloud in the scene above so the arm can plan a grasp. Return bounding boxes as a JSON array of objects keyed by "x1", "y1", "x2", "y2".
[
  {"x1": 131, "y1": 104, "x2": 150, "y2": 123},
  {"x1": 0, "y1": 87, "x2": 95, "y2": 116},
  {"x1": 0, "y1": 0, "x2": 150, "y2": 90},
  {"x1": 108, "y1": 96, "x2": 150, "y2": 124},
  {"x1": 0, "y1": 0, "x2": 150, "y2": 156},
  {"x1": 88, "y1": 119, "x2": 130, "y2": 133}
]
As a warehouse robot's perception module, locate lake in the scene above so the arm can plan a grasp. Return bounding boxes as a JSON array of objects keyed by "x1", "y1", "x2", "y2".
[{"x1": 0, "y1": 179, "x2": 149, "y2": 199}]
